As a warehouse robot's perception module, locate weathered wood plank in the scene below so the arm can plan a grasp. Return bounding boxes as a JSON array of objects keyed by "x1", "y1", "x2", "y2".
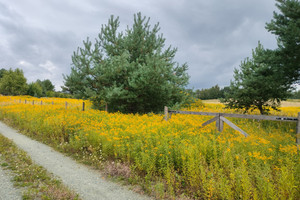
[
  {"x1": 216, "y1": 114, "x2": 223, "y2": 132},
  {"x1": 220, "y1": 116, "x2": 249, "y2": 137},
  {"x1": 168, "y1": 110, "x2": 297, "y2": 122},
  {"x1": 222, "y1": 113, "x2": 297, "y2": 122},
  {"x1": 169, "y1": 110, "x2": 219, "y2": 116},
  {"x1": 164, "y1": 106, "x2": 169, "y2": 121},
  {"x1": 202, "y1": 116, "x2": 219, "y2": 127},
  {"x1": 219, "y1": 116, "x2": 224, "y2": 132},
  {"x1": 167, "y1": 108, "x2": 299, "y2": 144}
]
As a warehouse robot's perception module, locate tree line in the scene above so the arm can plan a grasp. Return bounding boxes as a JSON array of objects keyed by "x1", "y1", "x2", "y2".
[
  {"x1": 0, "y1": 68, "x2": 70, "y2": 98},
  {"x1": 191, "y1": 84, "x2": 299, "y2": 101},
  {"x1": 193, "y1": 85, "x2": 228, "y2": 100}
]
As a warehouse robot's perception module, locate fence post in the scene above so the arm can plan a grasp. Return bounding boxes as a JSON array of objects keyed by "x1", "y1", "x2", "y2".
[
  {"x1": 220, "y1": 114, "x2": 224, "y2": 132},
  {"x1": 82, "y1": 102, "x2": 85, "y2": 111},
  {"x1": 52, "y1": 101, "x2": 54, "y2": 105},
  {"x1": 65, "y1": 102, "x2": 68, "y2": 109},
  {"x1": 297, "y1": 112, "x2": 300, "y2": 151},
  {"x1": 32, "y1": 100, "x2": 34, "y2": 105},
  {"x1": 19, "y1": 99, "x2": 21, "y2": 103},
  {"x1": 105, "y1": 103, "x2": 108, "y2": 112},
  {"x1": 41, "y1": 100, "x2": 43, "y2": 105},
  {"x1": 216, "y1": 113, "x2": 223, "y2": 132},
  {"x1": 25, "y1": 99, "x2": 27, "y2": 104},
  {"x1": 164, "y1": 106, "x2": 169, "y2": 121}
]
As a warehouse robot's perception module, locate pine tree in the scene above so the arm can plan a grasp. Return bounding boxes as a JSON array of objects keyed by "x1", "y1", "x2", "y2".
[
  {"x1": 222, "y1": 43, "x2": 289, "y2": 114},
  {"x1": 266, "y1": 0, "x2": 300, "y2": 85},
  {"x1": 63, "y1": 13, "x2": 189, "y2": 113}
]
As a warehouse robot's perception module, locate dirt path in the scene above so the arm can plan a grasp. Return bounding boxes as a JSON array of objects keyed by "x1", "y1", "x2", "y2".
[
  {"x1": 0, "y1": 166, "x2": 22, "y2": 200},
  {"x1": 0, "y1": 121, "x2": 150, "y2": 200}
]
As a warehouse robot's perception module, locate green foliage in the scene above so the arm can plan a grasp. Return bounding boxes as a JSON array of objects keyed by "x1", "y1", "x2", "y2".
[
  {"x1": 224, "y1": 0, "x2": 300, "y2": 114},
  {"x1": 195, "y1": 85, "x2": 225, "y2": 100},
  {"x1": 63, "y1": 13, "x2": 189, "y2": 113},
  {"x1": 290, "y1": 90, "x2": 300, "y2": 99},
  {"x1": 222, "y1": 43, "x2": 290, "y2": 114},
  {"x1": 36, "y1": 79, "x2": 55, "y2": 96},
  {"x1": 0, "y1": 68, "x2": 28, "y2": 95},
  {"x1": 266, "y1": 0, "x2": 300, "y2": 85},
  {"x1": 0, "y1": 68, "x2": 7, "y2": 78},
  {"x1": 27, "y1": 82, "x2": 43, "y2": 97}
]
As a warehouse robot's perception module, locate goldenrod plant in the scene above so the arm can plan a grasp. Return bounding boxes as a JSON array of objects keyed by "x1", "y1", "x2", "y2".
[{"x1": 0, "y1": 96, "x2": 299, "y2": 199}]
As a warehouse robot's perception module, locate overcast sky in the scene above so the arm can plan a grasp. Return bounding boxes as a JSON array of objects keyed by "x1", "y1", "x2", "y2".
[{"x1": 0, "y1": 0, "x2": 279, "y2": 91}]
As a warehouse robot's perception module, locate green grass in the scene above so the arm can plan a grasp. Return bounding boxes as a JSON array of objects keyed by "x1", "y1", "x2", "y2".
[{"x1": 0, "y1": 134, "x2": 80, "y2": 200}]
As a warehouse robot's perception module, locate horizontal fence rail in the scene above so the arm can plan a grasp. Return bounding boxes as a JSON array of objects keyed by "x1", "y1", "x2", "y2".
[
  {"x1": 5, "y1": 98, "x2": 110, "y2": 112},
  {"x1": 164, "y1": 106, "x2": 300, "y2": 147},
  {"x1": 169, "y1": 110, "x2": 298, "y2": 122}
]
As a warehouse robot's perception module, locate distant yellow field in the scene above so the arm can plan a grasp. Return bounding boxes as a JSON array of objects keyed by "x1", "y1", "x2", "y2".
[{"x1": 203, "y1": 99, "x2": 300, "y2": 107}]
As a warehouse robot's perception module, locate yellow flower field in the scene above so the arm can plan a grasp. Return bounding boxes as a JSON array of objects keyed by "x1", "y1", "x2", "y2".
[{"x1": 0, "y1": 96, "x2": 299, "y2": 199}]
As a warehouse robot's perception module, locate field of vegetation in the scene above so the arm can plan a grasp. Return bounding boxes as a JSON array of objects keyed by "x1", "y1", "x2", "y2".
[{"x1": 0, "y1": 96, "x2": 299, "y2": 199}]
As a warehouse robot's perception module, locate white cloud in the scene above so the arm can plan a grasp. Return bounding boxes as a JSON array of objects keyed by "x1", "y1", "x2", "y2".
[
  {"x1": 39, "y1": 60, "x2": 56, "y2": 73},
  {"x1": 19, "y1": 60, "x2": 33, "y2": 68}
]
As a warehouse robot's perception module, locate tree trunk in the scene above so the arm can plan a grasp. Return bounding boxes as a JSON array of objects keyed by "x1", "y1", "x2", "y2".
[{"x1": 258, "y1": 104, "x2": 264, "y2": 115}]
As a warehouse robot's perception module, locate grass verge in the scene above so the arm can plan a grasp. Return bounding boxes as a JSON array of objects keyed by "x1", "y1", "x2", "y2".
[{"x1": 0, "y1": 134, "x2": 80, "y2": 200}]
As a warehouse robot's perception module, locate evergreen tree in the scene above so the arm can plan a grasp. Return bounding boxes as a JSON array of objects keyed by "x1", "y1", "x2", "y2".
[
  {"x1": 266, "y1": 0, "x2": 300, "y2": 85},
  {"x1": 222, "y1": 43, "x2": 289, "y2": 114},
  {"x1": 0, "y1": 68, "x2": 28, "y2": 95},
  {"x1": 223, "y1": 0, "x2": 299, "y2": 114},
  {"x1": 64, "y1": 13, "x2": 189, "y2": 113}
]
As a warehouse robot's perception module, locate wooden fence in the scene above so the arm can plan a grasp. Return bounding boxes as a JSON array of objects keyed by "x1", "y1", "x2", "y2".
[
  {"x1": 12, "y1": 99, "x2": 109, "y2": 112},
  {"x1": 12, "y1": 99, "x2": 87, "y2": 111},
  {"x1": 164, "y1": 106, "x2": 300, "y2": 147}
]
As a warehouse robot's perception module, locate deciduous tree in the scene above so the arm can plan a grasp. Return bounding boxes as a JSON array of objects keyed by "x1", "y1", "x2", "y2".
[
  {"x1": 27, "y1": 82, "x2": 43, "y2": 97},
  {"x1": 36, "y1": 79, "x2": 55, "y2": 96},
  {"x1": 0, "y1": 68, "x2": 28, "y2": 95}
]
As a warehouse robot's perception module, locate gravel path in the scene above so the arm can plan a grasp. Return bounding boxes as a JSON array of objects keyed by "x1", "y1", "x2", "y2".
[
  {"x1": 0, "y1": 165, "x2": 22, "y2": 200},
  {"x1": 0, "y1": 121, "x2": 151, "y2": 200}
]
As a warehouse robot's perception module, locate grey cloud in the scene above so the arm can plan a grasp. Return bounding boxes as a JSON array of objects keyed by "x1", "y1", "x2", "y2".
[
  {"x1": 0, "y1": 0, "x2": 278, "y2": 90},
  {"x1": 0, "y1": 2, "x2": 79, "y2": 89}
]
